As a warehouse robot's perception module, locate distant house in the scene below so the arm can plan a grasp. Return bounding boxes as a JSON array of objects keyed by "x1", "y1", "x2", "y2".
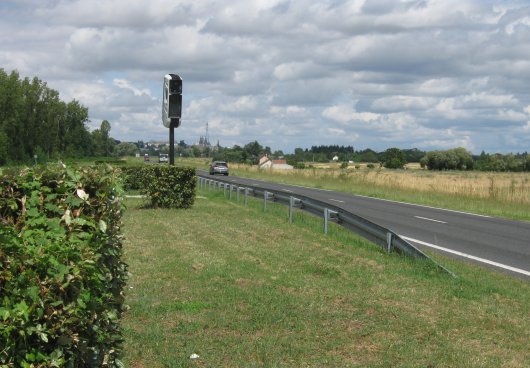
[{"x1": 259, "y1": 154, "x2": 293, "y2": 170}]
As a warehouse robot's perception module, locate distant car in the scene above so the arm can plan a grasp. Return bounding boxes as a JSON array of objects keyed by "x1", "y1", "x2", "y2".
[
  {"x1": 209, "y1": 161, "x2": 229, "y2": 176},
  {"x1": 143, "y1": 154, "x2": 150, "y2": 162},
  {"x1": 159, "y1": 153, "x2": 168, "y2": 163}
]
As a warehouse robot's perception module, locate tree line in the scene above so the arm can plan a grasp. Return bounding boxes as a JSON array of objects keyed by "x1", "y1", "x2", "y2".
[
  {"x1": 210, "y1": 142, "x2": 529, "y2": 172},
  {"x1": 0, "y1": 69, "x2": 122, "y2": 165}
]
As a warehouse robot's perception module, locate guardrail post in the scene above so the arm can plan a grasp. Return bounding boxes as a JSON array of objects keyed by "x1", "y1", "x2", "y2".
[
  {"x1": 229, "y1": 184, "x2": 233, "y2": 200},
  {"x1": 386, "y1": 232, "x2": 393, "y2": 253},
  {"x1": 289, "y1": 196, "x2": 294, "y2": 224},
  {"x1": 244, "y1": 188, "x2": 248, "y2": 206},
  {"x1": 324, "y1": 208, "x2": 329, "y2": 234},
  {"x1": 324, "y1": 208, "x2": 338, "y2": 234},
  {"x1": 289, "y1": 196, "x2": 301, "y2": 224},
  {"x1": 264, "y1": 191, "x2": 269, "y2": 211}
]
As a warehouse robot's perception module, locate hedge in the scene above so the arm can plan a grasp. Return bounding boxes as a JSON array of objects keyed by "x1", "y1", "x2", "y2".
[
  {"x1": 0, "y1": 165, "x2": 127, "y2": 367},
  {"x1": 121, "y1": 166, "x2": 196, "y2": 208}
]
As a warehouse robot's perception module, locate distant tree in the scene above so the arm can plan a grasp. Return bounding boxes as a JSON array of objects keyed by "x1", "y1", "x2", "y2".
[
  {"x1": 403, "y1": 148, "x2": 426, "y2": 162},
  {"x1": 383, "y1": 148, "x2": 406, "y2": 169},
  {"x1": 115, "y1": 142, "x2": 138, "y2": 157},
  {"x1": 0, "y1": 129, "x2": 8, "y2": 165},
  {"x1": 422, "y1": 148, "x2": 473, "y2": 170},
  {"x1": 355, "y1": 149, "x2": 379, "y2": 163},
  {"x1": 243, "y1": 140, "x2": 264, "y2": 163}
]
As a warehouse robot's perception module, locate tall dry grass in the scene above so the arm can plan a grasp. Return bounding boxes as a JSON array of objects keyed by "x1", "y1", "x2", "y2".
[{"x1": 230, "y1": 163, "x2": 530, "y2": 205}]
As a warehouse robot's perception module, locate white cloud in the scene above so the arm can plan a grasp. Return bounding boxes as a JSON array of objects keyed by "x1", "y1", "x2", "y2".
[
  {"x1": 2, "y1": 0, "x2": 530, "y2": 152},
  {"x1": 371, "y1": 95, "x2": 437, "y2": 112},
  {"x1": 322, "y1": 103, "x2": 379, "y2": 125},
  {"x1": 113, "y1": 79, "x2": 152, "y2": 97}
]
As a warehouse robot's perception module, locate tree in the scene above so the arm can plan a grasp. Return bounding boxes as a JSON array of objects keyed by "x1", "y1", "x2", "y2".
[
  {"x1": 0, "y1": 69, "x2": 103, "y2": 162},
  {"x1": 422, "y1": 148, "x2": 473, "y2": 170},
  {"x1": 101, "y1": 120, "x2": 111, "y2": 156},
  {"x1": 383, "y1": 148, "x2": 406, "y2": 169},
  {"x1": 0, "y1": 129, "x2": 8, "y2": 165},
  {"x1": 115, "y1": 142, "x2": 138, "y2": 157}
]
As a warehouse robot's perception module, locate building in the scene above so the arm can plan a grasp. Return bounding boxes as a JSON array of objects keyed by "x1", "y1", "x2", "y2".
[{"x1": 258, "y1": 154, "x2": 293, "y2": 170}]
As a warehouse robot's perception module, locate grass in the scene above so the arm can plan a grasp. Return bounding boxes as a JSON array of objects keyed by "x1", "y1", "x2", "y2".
[{"x1": 121, "y1": 189, "x2": 530, "y2": 367}]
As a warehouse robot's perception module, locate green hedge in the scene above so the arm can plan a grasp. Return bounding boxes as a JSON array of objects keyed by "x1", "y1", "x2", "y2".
[
  {"x1": 122, "y1": 166, "x2": 196, "y2": 208},
  {"x1": 0, "y1": 165, "x2": 127, "y2": 367},
  {"x1": 120, "y1": 166, "x2": 144, "y2": 191}
]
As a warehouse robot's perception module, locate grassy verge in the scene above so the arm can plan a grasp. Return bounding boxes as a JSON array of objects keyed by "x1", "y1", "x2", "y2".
[{"x1": 122, "y1": 189, "x2": 529, "y2": 367}]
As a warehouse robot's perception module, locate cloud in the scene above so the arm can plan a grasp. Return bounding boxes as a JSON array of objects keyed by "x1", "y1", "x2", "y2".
[{"x1": 2, "y1": 0, "x2": 530, "y2": 153}]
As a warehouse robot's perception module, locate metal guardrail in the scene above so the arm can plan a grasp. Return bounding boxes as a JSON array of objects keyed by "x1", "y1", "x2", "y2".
[{"x1": 197, "y1": 175, "x2": 455, "y2": 276}]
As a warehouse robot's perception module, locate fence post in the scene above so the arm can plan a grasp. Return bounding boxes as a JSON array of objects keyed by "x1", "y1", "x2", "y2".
[
  {"x1": 237, "y1": 187, "x2": 240, "y2": 202},
  {"x1": 264, "y1": 191, "x2": 268, "y2": 211}
]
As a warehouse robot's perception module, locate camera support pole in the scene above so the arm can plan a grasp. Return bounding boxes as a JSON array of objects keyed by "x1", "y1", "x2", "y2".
[{"x1": 169, "y1": 119, "x2": 178, "y2": 166}]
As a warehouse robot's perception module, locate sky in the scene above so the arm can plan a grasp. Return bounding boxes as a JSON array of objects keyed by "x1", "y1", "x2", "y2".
[{"x1": 1, "y1": 0, "x2": 530, "y2": 154}]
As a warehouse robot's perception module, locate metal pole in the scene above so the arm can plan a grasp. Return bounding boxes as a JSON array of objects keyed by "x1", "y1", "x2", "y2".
[
  {"x1": 289, "y1": 196, "x2": 294, "y2": 224},
  {"x1": 244, "y1": 188, "x2": 248, "y2": 206},
  {"x1": 169, "y1": 120, "x2": 177, "y2": 166},
  {"x1": 324, "y1": 208, "x2": 329, "y2": 234}
]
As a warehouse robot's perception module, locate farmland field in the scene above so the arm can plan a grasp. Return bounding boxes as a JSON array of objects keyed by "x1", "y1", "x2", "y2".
[{"x1": 217, "y1": 162, "x2": 530, "y2": 221}]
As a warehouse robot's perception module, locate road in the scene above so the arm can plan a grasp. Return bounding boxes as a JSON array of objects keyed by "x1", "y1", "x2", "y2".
[{"x1": 198, "y1": 170, "x2": 530, "y2": 279}]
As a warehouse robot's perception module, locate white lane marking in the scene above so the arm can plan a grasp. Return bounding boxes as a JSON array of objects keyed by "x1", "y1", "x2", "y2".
[
  {"x1": 329, "y1": 199, "x2": 345, "y2": 203},
  {"x1": 414, "y1": 216, "x2": 447, "y2": 224},
  {"x1": 287, "y1": 184, "x2": 333, "y2": 192},
  {"x1": 355, "y1": 194, "x2": 491, "y2": 218},
  {"x1": 401, "y1": 235, "x2": 530, "y2": 277},
  {"x1": 283, "y1": 189, "x2": 294, "y2": 193}
]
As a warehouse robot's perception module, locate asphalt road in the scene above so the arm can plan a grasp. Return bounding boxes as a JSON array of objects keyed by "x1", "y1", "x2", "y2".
[{"x1": 198, "y1": 170, "x2": 530, "y2": 279}]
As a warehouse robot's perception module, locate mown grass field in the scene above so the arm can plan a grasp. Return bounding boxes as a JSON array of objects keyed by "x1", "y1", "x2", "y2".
[{"x1": 122, "y1": 189, "x2": 530, "y2": 367}]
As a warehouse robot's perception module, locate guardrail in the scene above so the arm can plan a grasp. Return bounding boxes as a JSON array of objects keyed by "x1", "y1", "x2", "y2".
[{"x1": 197, "y1": 175, "x2": 455, "y2": 276}]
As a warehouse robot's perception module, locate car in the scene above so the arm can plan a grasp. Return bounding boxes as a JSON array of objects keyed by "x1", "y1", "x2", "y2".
[
  {"x1": 209, "y1": 161, "x2": 229, "y2": 176},
  {"x1": 159, "y1": 153, "x2": 169, "y2": 163},
  {"x1": 143, "y1": 154, "x2": 150, "y2": 162}
]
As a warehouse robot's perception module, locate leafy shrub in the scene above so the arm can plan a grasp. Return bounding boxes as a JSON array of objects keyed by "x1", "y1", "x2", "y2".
[
  {"x1": 137, "y1": 166, "x2": 196, "y2": 208},
  {"x1": 0, "y1": 165, "x2": 127, "y2": 367},
  {"x1": 366, "y1": 163, "x2": 375, "y2": 169},
  {"x1": 120, "y1": 166, "x2": 145, "y2": 190},
  {"x1": 94, "y1": 159, "x2": 127, "y2": 166},
  {"x1": 293, "y1": 162, "x2": 306, "y2": 169},
  {"x1": 383, "y1": 148, "x2": 407, "y2": 169}
]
